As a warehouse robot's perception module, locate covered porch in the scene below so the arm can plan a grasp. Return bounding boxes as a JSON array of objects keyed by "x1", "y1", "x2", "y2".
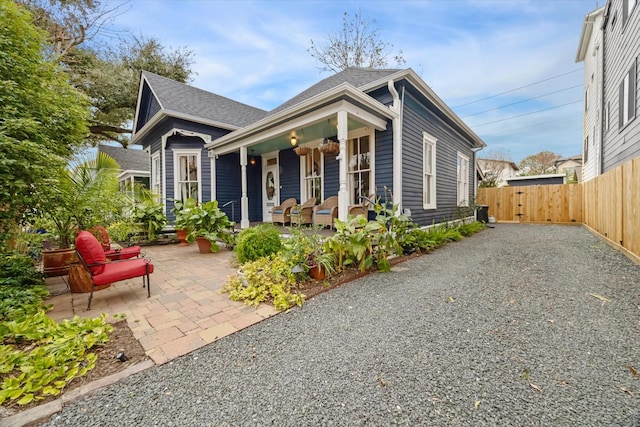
[{"x1": 206, "y1": 83, "x2": 400, "y2": 229}]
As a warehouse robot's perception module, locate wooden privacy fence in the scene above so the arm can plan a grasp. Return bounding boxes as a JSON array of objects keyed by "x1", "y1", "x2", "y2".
[
  {"x1": 477, "y1": 156, "x2": 640, "y2": 261},
  {"x1": 477, "y1": 184, "x2": 582, "y2": 224},
  {"x1": 583, "y1": 157, "x2": 640, "y2": 259}
]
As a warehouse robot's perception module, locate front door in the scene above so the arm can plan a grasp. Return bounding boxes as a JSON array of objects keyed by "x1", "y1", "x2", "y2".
[{"x1": 262, "y1": 157, "x2": 279, "y2": 222}]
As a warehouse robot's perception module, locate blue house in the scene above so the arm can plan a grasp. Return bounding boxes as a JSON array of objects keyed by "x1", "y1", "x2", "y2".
[{"x1": 131, "y1": 68, "x2": 486, "y2": 228}]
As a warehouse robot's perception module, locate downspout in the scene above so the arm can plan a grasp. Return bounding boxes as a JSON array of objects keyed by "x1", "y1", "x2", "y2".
[{"x1": 388, "y1": 80, "x2": 403, "y2": 214}]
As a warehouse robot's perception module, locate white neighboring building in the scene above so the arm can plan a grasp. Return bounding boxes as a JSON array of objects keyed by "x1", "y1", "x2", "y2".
[
  {"x1": 576, "y1": 6, "x2": 605, "y2": 182},
  {"x1": 477, "y1": 158, "x2": 519, "y2": 187}
]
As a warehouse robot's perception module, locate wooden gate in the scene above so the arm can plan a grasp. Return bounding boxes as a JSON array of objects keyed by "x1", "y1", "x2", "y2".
[{"x1": 477, "y1": 184, "x2": 582, "y2": 224}]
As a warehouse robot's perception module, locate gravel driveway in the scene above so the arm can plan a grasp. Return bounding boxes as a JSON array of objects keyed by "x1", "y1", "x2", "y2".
[{"x1": 41, "y1": 224, "x2": 640, "y2": 426}]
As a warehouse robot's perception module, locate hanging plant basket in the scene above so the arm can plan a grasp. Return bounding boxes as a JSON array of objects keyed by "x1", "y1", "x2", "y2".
[
  {"x1": 318, "y1": 141, "x2": 339, "y2": 155},
  {"x1": 294, "y1": 146, "x2": 310, "y2": 156}
]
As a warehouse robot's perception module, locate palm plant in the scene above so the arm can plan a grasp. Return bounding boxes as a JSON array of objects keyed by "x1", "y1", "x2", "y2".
[{"x1": 42, "y1": 151, "x2": 128, "y2": 248}]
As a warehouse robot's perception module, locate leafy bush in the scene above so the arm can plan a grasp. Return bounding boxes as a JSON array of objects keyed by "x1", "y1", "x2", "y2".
[
  {"x1": 131, "y1": 201, "x2": 167, "y2": 241},
  {"x1": 0, "y1": 312, "x2": 112, "y2": 405},
  {"x1": 0, "y1": 253, "x2": 45, "y2": 288},
  {"x1": 0, "y1": 284, "x2": 49, "y2": 323},
  {"x1": 106, "y1": 220, "x2": 138, "y2": 243},
  {"x1": 234, "y1": 224, "x2": 282, "y2": 264},
  {"x1": 184, "y1": 200, "x2": 235, "y2": 251},
  {"x1": 325, "y1": 215, "x2": 380, "y2": 272},
  {"x1": 223, "y1": 254, "x2": 304, "y2": 310},
  {"x1": 457, "y1": 221, "x2": 486, "y2": 236}
]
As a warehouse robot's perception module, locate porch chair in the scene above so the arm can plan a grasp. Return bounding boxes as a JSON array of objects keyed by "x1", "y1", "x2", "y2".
[
  {"x1": 313, "y1": 196, "x2": 338, "y2": 229},
  {"x1": 290, "y1": 198, "x2": 317, "y2": 226},
  {"x1": 89, "y1": 225, "x2": 142, "y2": 261},
  {"x1": 348, "y1": 194, "x2": 375, "y2": 218},
  {"x1": 271, "y1": 198, "x2": 297, "y2": 225},
  {"x1": 75, "y1": 231, "x2": 154, "y2": 310}
]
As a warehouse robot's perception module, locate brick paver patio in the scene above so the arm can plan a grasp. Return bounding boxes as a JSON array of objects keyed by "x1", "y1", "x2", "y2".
[{"x1": 45, "y1": 243, "x2": 279, "y2": 365}]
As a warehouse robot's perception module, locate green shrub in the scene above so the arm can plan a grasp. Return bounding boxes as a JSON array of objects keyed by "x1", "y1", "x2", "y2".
[
  {"x1": 234, "y1": 224, "x2": 282, "y2": 264},
  {"x1": 0, "y1": 284, "x2": 49, "y2": 323},
  {"x1": 106, "y1": 221, "x2": 138, "y2": 243},
  {"x1": 457, "y1": 221, "x2": 485, "y2": 236},
  {"x1": 0, "y1": 253, "x2": 45, "y2": 288},
  {"x1": 223, "y1": 254, "x2": 304, "y2": 310},
  {"x1": 131, "y1": 201, "x2": 167, "y2": 241}
]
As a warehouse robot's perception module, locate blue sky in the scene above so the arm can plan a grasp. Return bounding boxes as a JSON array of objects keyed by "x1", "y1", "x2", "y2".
[{"x1": 109, "y1": 0, "x2": 600, "y2": 163}]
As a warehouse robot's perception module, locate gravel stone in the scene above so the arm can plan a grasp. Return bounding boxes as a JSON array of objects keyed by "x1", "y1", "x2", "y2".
[{"x1": 40, "y1": 224, "x2": 640, "y2": 426}]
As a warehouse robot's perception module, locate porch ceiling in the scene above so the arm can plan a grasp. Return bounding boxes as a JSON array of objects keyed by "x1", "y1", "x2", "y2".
[{"x1": 249, "y1": 117, "x2": 366, "y2": 156}]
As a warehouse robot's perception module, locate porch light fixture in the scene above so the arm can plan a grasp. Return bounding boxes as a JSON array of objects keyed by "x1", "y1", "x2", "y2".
[
  {"x1": 250, "y1": 149, "x2": 256, "y2": 166},
  {"x1": 290, "y1": 135, "x2": 297, "y2": 146}
]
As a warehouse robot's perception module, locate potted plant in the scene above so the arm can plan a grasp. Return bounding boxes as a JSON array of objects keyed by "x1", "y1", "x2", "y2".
[
  {"x1": 131, "y1": 200, "x2": 167, "y2": 243},
  {"x1": 185, "y1": 200, "x2": 235, "y2": 253},
  {"x1": 305, "y1": 250, "x2": 335, "y2": 280},
  {"x1": 39, "y1": 152, "x2": 127, "y2": 276},
  {"x1": 171, "y1": 198, "x2": 197, "y2": 246}
]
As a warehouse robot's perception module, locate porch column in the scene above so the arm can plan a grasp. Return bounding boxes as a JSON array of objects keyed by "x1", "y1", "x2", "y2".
[
  {"x1": 337, "y1": 110, "x2": 349, "y2": 222},
  {"x1": 240, "y1": 146, "x2": 250, "y2": 229}
]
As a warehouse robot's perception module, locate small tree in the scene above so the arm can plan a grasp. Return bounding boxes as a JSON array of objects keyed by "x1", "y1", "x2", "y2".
[
  {"x1": 478, "y1": 150, "x2": 515, "y2": 187},
  {"x1": 308, "y1": 10, "x2": 405, "y2": 73},
  {"x1": 0, "y1": 0, "x2": 89, "y2": 252},
  {"x1": 518, "y1": 151, "x2": 562, "y2": 176}
]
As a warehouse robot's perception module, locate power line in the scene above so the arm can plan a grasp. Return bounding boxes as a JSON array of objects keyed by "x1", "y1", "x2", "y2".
[
  {"x1": 461, "y1": 84, "x2": 583, "y2": 118},
  {"x1": 453, "y1": 69, "x2": 582, "y2": 108},
  {"x1": 471, "y1": 100, "x2": 582, "y2": 127},
  {"x1": 478, "y1": 115, "x2": 578, "y2": 136}
]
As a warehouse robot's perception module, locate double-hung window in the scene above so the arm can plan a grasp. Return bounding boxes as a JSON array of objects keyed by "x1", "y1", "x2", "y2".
[
  {"x1": 174, "y1": 149, "x2": 201, "y2": 203},
  {"x1": 303, "y1": 147, "x2": 322, "y2": 204},
  {"x1": 457, "y1": 152, "x2": 470, "y2": 207},
  {"x1": 348, "y1": 135, "x2": 371, "y2": 205},
  {"x1": 423, "y1": 132, "x2": 437, "y2": 209},
  {"x1": 619, "y1": 59, "x2": 637, "y2": 129},
  {"x1": 623, "y1": 0, "x2": 638, "y2": 25}
]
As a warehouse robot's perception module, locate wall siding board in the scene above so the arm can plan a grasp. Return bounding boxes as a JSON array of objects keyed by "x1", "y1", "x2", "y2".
[
  {"x1": 602, "y1": 0, "x2": 640, "y2": 172},
  {"x1": 324, "y1": 154, "x2": 339, "y2": 198},
  {"x1": 279, "y1": 149, "x2": 301, "y2": 203},
  {"x1": 401, "y1": 92, "x2": 476, "y2": 226},
  {"x1": 375, "y1": 125, "x2": 394, "y2": 196}
]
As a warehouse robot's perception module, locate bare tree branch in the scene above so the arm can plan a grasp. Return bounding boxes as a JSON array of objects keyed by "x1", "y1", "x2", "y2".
[{"x1": 308, "y1": 10, "x2": 405, "y2": 73}]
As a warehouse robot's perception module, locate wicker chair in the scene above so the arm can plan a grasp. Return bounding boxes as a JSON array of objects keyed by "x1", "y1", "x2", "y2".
[
  {"x1": 271, "y1": 198, "x2": 297, "y2": 225},
  {"x1": 313, "y1": 196, "x2": 339, "y2": 229},
  {"x1": 291, "y1": 198, "x2": 317, "y2": 226},
  {"x1": 348, "y1": 194, "x2": 375, "y2": 219}
]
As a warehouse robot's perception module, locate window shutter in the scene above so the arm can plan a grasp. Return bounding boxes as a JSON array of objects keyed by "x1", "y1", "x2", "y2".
[
  {"x1": 629, "y1": 60, "x2": 637, "y2": 122},
  {"x1": 620, "y1": 80, "x2": 625, "y2": 129}
]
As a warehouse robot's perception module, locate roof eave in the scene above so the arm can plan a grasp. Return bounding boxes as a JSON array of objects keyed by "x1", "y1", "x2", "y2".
[
  {"x1": 205, "y1": 82, "x2": 396, "y2": 150},
  {"x1": 576, "y1": 7, "x2": 605, "y2": 63},
  {"x1": 130, "y1": 109, "x2": 240, "y2": 145},
  {"x1": 401, "y1": 69, "x2": 486, "y2": 148}
]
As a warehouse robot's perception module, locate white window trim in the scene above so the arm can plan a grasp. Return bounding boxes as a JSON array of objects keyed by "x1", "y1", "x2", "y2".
[
  {"x1": 457, "y1": 152, "x2": 470, "y2": 207},
  {"x1": 298, "y1": 143, "x2": 325, "y2": 203},
  {"x1": 423, "y1": 132, "x2": 437, "y2": 210},
  {"x1": 151, "y1": 152, "x2": 162, "y2": 202},
  {"x1": 173, "y1": 149, "x2": 202, "y2": 203},
  {"x1": 347, "y1": 128, "x2": 375, "y2": 205}
]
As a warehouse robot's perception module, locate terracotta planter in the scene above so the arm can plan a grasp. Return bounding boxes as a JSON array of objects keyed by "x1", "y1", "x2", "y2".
[
  {"x1": 42, "y1": 247, "x2": 77, "y2": 277},
  {"x1": 195, "y1": 237, "x2": 213, "y2": 254},
  {"x1": 176, "y1": 228, "x2": 190, "y2": 246},
  {"x1": 309, "y1": 265, "x2": 326, "y2": 280}
]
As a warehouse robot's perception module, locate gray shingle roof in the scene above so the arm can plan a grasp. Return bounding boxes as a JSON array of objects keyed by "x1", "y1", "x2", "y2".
[
  {"x1": 269, "y1": 67, "x2": 402, "y2": 115},
  {"x1": 142, "y1": 71, "x2": 267, "y2": 128},
  {"x1": 99, "y1": 145, "x2": 149, "y2": 172}
]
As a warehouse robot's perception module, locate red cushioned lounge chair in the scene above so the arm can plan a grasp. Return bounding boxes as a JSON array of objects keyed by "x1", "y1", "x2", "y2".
[
  {"x1": 75, "y1": 231, "x2": 154, "y2": 310},
  {"x1": 89, "y1": 225, "x2": 142, "y2": 261}
]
